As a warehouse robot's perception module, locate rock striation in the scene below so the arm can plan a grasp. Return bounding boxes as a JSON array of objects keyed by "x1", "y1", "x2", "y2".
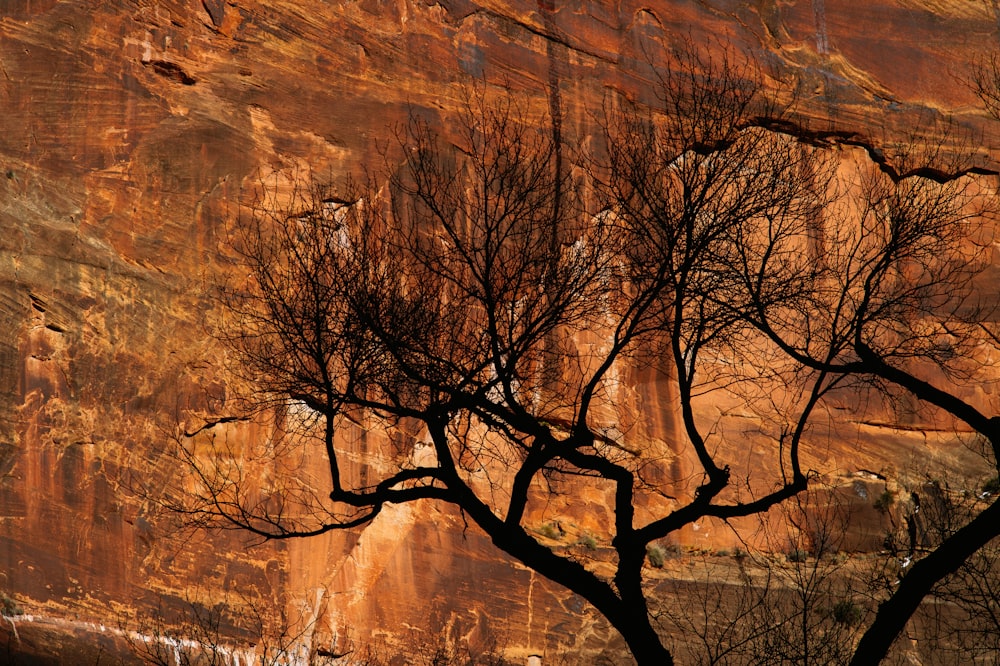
[{"x1": 0, "y1": 1, "x2": 998, "y2": 663}]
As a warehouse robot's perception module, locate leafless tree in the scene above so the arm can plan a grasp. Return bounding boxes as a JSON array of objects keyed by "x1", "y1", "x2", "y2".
[
  {"x1": 654, "y1": 549, "x2": 773, "y2": 666},
  {"x1": 654, "y1": 488, "x2": 870, "y2": 666},
  {"x1": 716, "y1": 118, "x2": 999, "y2": 664},
  {"x1": 749, "y1": 494, "x2": 868, "y2": 666},
  {"x1": 971, "y1": 52, "x2": 1000, "y2": 121},
  {"x1": 171, "y1": 40, "x2": 1000, "y2": 663},
  {"x1": 120, "y1": 588, "x2": 325, "y2": 666},
  {"x1": 856, "y1": 465, "x2": 1000, "y2": 664}
]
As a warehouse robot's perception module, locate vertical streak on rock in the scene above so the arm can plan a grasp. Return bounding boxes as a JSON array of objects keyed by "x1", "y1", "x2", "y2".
[
  {"x1": 812, "y1": 0, "x2": 830, "y2": 55},
  {"x1": 803, "y1": 145, "x2": 826, "y2": 265},
  {"x1": 526, "y1": 568, "x2": 536, "y2": 649},
  {"x1": 538, "y1": 0, "x2": 564, "y2": 220},
  {"x1": 538, "y1": 0, "x2": 567, "y2": 394},
  {"x1": 359, "y1": 424, "x2": 369, "y2": 488}
]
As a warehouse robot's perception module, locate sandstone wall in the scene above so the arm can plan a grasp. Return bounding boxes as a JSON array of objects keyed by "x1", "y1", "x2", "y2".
[{"x1": 0, "y1": 1, "x2": 998, "y2": 662}]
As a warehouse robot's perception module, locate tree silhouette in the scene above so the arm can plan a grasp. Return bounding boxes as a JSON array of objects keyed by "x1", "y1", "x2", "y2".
[{"x1": 176, "y1": 45, "x2": 999, "y2": 664}]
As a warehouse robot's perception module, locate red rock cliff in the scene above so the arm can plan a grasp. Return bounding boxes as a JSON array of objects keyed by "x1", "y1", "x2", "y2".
[{"x1": 0, "y1": 1, "x2": 997, "y2": 663}]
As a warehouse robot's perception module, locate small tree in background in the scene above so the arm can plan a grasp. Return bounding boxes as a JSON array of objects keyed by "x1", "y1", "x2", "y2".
[{"x1": 121, "y1": 588, "x2": 327, "y2": 666}]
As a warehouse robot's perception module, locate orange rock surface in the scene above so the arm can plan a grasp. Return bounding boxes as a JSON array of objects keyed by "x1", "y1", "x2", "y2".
[{"x1": 0, "y1": 1, "x2": 998, "y2": 663}]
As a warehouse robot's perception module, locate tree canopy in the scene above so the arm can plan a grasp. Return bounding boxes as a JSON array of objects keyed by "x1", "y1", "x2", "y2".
[{"x1": 174, "y1": 45, "x2": 1000, "y2": 664}]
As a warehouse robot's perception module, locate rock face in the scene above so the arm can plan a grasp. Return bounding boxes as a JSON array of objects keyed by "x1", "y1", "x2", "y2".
[{"x1": 0, "y1": 1, "x2": 998, "y2": 663}]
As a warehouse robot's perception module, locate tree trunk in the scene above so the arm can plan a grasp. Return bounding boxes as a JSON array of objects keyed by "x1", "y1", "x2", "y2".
[
  {"x1": 618, "y1": 618, "x2": 674, "y2": 666},
  {"x1": 849, "y1": 499, "x2": 1000, "y2": 665}
]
